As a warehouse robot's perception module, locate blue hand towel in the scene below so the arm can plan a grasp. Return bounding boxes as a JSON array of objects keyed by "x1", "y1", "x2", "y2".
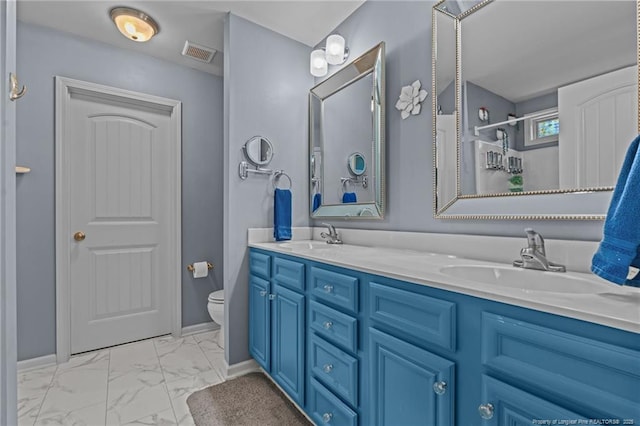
[
  {"x1": 274, "y1": 188, "x2": 292, "y2": 241},
  {"x1": 591, "y1": 134, "x2": 640, "y2": 287},
  {"x1": 312, "y1": 193, "x2": 322, "y2": 212},
  {"x1": 342, "y1": 192, "x2": 357, "y2": 203}
]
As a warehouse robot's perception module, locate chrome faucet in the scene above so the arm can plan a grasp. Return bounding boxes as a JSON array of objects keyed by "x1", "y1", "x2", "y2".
[
  {"x1": 320, "y1": 223, "x2": 342, "y2": 244},
  {"x1": 513, "y1": 228, "x2": 566, "y2": 272}
]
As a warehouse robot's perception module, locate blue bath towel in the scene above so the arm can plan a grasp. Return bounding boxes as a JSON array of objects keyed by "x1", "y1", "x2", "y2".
[
  {"x1": 274, "y1": 188, "x2": 292, "y2": 241},
  {"x1": 312, "y1": 193, "x2": 322, "y2": 212},
  {"x1": 591, "y1": 134, "x2": 640, "y2": 287},
  {"x1": 342, "y1": 192, "x2": 357, "y2": 203}
]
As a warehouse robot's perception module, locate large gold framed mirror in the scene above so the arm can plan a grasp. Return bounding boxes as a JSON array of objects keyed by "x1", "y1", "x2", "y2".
[{"x1": 432, "y1": 0, "x2": 639, "y2": 219}]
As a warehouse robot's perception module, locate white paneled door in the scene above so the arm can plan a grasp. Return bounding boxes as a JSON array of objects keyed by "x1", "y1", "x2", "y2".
[
  {"x1": 558, "y1": 65, "x2": 638, "y2": 189},
  {"x1": 56, "y1": 78, "x2": 181, "y2": 357}
]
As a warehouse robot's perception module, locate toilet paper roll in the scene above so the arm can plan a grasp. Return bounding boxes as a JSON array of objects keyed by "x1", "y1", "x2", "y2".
[{"x1": 193, "y1": 261, "x2": 209, "y2": 279}]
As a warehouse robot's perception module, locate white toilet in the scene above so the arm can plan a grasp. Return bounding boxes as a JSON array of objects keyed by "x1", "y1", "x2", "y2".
[{"x1": 207, "y1": 289, "x2": 225, "y2": 348}]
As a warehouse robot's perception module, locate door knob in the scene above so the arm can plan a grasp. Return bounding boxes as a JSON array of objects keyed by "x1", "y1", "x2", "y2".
[{"x1": 73, "y1": 231, "x2": 86, "y2": 241}]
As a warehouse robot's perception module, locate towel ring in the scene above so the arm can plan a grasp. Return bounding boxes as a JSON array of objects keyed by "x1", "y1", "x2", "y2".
[
  {"x1": 272, "y1": 170, "x2": 292, "y2": 190},
  {"x1": 341, "y1": 178, "x2": 354, "y2": 193}
]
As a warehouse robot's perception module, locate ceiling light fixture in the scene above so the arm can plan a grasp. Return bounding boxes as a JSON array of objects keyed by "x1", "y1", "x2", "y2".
[
  {"x1": 110, "y1": 7, "x2": 159, "y2": 43},
  {"x1": 309, "y1": 34, "x2": 350, "y2": 77}
]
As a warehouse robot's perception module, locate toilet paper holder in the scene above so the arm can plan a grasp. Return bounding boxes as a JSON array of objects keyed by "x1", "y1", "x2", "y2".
[{"x1": 187, "y1": 262, "x2": 214, "y2": 272}]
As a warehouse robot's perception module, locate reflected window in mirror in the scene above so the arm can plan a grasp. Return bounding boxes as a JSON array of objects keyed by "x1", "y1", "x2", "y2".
[{"x1": 524, "y1": 108, "x2": 559, "y2": 147}]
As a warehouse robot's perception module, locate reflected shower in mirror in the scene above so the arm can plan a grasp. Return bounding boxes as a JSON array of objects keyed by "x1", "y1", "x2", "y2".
[
  {"x1": 310, "y1": 42, "x2": 385, "y2": 219},
  {"x1": 433, "y1": 0, "x2": 639, "y2": 219}
]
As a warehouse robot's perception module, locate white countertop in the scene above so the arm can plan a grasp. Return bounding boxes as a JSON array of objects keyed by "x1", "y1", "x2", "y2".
[{"x1": 249, "y1": 239, "x2": 640, "y2": 334}]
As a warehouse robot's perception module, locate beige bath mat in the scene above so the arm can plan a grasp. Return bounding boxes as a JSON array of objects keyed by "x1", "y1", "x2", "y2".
[{"x1": 186, "y1": 372, "x2": 312, "y2": 426}]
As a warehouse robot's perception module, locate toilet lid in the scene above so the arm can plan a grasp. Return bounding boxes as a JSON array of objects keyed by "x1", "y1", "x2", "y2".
[{"x1": 208, "y1": 290, "x2": 224, "y2": 302}]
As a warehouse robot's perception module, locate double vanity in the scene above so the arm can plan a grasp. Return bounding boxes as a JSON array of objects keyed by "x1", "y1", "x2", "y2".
[{"x1": 247, "y1": 228, "x2": 639, "y2": 426}]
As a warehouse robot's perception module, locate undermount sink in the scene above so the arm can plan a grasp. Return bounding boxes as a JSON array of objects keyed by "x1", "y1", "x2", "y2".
[
  {"x1": 439, "y1": 265, "x2": 612, "y2": 294},
  {"x1": 278, "y1": 241, "x2": 336, "y2": 250}
]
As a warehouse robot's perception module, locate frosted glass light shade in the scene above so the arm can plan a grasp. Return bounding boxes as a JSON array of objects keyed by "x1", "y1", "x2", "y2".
[
  {"x1": 325, "y1": 34, "x2": 346, "y2": 65},
  {"x1": 110, "y1": 7, "x2": 159, "y2": 42},
  {"x1": 310, "y1": 49, "x2": 328, "y2": 77}
]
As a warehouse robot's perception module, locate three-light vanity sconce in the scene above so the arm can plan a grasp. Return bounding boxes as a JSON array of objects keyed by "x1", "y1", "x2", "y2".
[{"x1": 310, "y1": 34, "x2": 350, "y2": 77}]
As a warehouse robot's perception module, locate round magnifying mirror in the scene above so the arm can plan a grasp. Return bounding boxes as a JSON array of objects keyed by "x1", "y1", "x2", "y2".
[
  {"x1": 243, "y1": 136, "x2": 273, "y2": 166},
  {"x1": 347, "y1": 152, "x2": 367, "y2": 176}
]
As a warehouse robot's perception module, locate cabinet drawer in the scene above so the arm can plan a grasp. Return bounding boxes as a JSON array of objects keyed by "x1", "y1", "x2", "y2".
[
  {"x1": 309, "y1": 301, "x2": 358, "y2": 353},
  {"x1": 249, "y1": 251, "x2": 271, "y2": 279},
  {"x1": 273, "y1": 257, "x2": 305, "y2": 292},
  {"x1": 310, "y1": 267, "x2": 358, "y2": 314},
  {"x1": 369, "y1": 281, "x2": 456, "y2": 351},
  {"x1": 482, "y1": 312, "x2": 640, "y2": 419},
  {"x1": 309, "y1": 377, "x2": 358, "y2": 426},
  {"x1": 480, "y1": 375, "x2": 580, "y2": 425},
  {"x1": 310, "y1": 334, "x2": 358, "y2": 407}
]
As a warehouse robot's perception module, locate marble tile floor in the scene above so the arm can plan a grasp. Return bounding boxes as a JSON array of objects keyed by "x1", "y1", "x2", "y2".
[{"x1": 18, "y1": 330, "x2": 226, "y2": 426}]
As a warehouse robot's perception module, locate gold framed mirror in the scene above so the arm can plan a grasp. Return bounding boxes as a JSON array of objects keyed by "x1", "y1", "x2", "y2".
[{"x1": 432, "y1": 0, "x2": 639, "y2": 219}]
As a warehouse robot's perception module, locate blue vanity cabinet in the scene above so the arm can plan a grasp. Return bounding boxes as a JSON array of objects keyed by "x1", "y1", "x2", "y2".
[
  {"x1": 479, "y1": 375, "x2": 582, "y2": 425},
  {"x1": 249, "y1": 248, "x2": 640, "y2": 426},
  {"x1": 248, "y1": 274, "x2": 271, "y2": 370},
  {"x1": 248, "y1": 251, "x2": 271, "y2": 370},
  {"x1": 480, "y1": 312, "x2": 640, "y2": 422},
  {"x1": 308, "y1": 265, "x2": 361, "y2": 426},
  {"x1": 248, "y1": 250, "x2": 306, "y2": 406},
  {"x1": 271, "y1": 283, "x2": 305, "y2": 404},
  {"x1": 367, "y1": 279, "x2": 456, "y2": 426}
]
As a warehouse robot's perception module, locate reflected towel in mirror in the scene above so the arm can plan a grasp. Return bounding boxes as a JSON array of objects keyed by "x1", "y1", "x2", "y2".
[
  {"x1": 591, "y1": 134, "x2": 640, "y2": 287},
  {"x1": 313, "y1": 193, "x2": 322, "y2": 212},
  {"x1": 342, "y1": 192, "x2": 357, "y2": 203}
]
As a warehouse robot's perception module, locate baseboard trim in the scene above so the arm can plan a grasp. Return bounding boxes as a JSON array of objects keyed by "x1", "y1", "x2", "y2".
[
  {"x1": 261, "y1": 368, "x2": 315, "y2": 424},
  {"x1": 224, "y1": 358, "x2": 260, "y2": 380},
  {"x1": 18, "y1": 354, "x2": 57, "y2": 372},
  {"x1": 181, "y1": 322, "x2": 219, "y2": 336}
]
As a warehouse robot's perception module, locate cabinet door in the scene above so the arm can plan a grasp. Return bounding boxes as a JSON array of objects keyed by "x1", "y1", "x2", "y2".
[
  {"x1": 369, "y1": 328, "x2": 455, "y2": 426},
  {"x1": 479, "y1": 375, "x2": 581, "y2": 425},
  {"x1": 249, "y1": 274, "x2": 270, "y2": 371},
  {"x1": 272, "y1": 284, "x2": 305, "y2": 405}
]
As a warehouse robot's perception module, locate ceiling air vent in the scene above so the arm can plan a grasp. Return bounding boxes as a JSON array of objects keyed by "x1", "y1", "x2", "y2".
[{"x1": 181, "y1": 41, "x2": 216, "y2": 63}]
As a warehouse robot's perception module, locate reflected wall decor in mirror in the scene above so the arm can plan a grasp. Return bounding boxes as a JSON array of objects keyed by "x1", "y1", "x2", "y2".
[
  {"x1": 310, "y1": 42, "x2": 385, "y2": 219},
  {"x1": 433, "y1": 0, "x2": 639, "y2": 219}
]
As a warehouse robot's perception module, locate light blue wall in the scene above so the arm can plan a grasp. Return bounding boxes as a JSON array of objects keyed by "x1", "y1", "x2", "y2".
[
  {"x1": 462, "y1": 81, "x2": 517, "y2": 195},
  {"x1": 16, "y1": 22, "x2": 224, "y2": 360},
  {"x1": 310, "y1": 1, "x2": 605, "y2": 241},
  {"x1": 223, "y1": 14, "x2": 313, "y2": 364}
]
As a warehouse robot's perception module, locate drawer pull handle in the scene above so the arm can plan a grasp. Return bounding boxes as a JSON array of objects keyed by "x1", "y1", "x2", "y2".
[
  {"x1": 432, "y1": 381, "x2": 447, "y2": 395},
  {"x1": 323, "y1": 321, "x2": 333, "y2": 330},
  {"x1": 259, "y1": 290, "x2": 267, "y2": 297},
  {"x1": 268, "y1": 294, "x2": 276, "y2": 300},
  {"x1": 478, "y1": 403, "x2": 494, "y2": 420},
  {"x1": 322, "y1": 412, "x2": 333, "y2": 423},
  {"x1": 323, "y1": 284, "x2": 334, "y2": 293},
  {"x1": 323, "y1": 363, "x2": 333, "y2": 374}
]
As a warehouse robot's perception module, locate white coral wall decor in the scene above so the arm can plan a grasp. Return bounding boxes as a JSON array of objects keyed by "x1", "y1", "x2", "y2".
[{"x1": 395, "y1": 80, "x2": 428, "y2": 119}]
